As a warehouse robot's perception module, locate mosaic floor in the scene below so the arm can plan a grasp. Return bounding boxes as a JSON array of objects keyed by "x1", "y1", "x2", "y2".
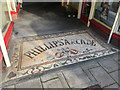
[{"x1": 2, "y1": 31, "x2": 116, "y2": 84}]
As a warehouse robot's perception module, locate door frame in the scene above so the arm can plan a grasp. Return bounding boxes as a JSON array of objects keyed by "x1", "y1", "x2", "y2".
[{"x1": 80, "y1": 1, "x2": 91, "y2": 24}]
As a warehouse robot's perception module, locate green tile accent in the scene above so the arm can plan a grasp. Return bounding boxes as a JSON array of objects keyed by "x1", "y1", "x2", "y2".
[
  {"x1": 42, "y1": 77, "x2": 59, "y2": 83},
  {"x1": 88, "y1": 66, "x2": 100, "y2": 70},
  {"x1": 103, "y1": 82, "x2": 116, "y2": 88}
]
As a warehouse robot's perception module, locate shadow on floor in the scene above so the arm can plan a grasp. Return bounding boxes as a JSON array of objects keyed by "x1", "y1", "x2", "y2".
[{"x1": 14, "y1": 2, "x2": 88, "y2": 38}]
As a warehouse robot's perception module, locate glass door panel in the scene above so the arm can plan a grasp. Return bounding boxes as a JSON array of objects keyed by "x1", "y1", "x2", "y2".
[{"x1": 94, "y1": 2, "x2": 119, "y2": 28}]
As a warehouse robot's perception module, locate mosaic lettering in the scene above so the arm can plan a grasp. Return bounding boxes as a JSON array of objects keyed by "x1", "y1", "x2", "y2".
[{"x1": 24, "y1": 39, "x2": 97, "y2": 59}]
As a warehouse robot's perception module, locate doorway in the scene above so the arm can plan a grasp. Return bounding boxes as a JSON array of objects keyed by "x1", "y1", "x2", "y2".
[{"x1": 80, "y1": 1, "x2": 91, "y2": 24}]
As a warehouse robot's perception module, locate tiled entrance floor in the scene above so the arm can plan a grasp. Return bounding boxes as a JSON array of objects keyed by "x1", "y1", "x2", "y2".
[
  {"x1": 1, "y1": 30, "x2": 119, "y2": 89},
  {"x1": 1, "y1": 3, "x2": 120, "y2": 89},
  {"x1": 1, "y1": 30, "x2": 117, "y2": 85}
]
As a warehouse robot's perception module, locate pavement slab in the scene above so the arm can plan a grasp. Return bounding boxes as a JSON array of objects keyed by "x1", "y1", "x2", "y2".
[
  {"x1": 16, "y1": 77, "x2": 42, "y2": 88},
  {"x1": 41, "y1": 72, "x2": 59, "y2": 82},
  {"x1": 112, "y1": 53, "x2": 120, "y2": 61},
  {"x1": 42, "y1": 78, "x2": 68, "y2": 88},
  {"x1": 110, "y1": 71, "x2": 120, "y2": 84},
  {"x1": 89, "y1": 67, "x2": 115, "y2": 87},
  {"x1": 82, "y1": 69, "x2": 97, "y2": 83},
  {"x1": 80, "y1": 60, "x2": 100, "y2": 70},
  {"x1": 62, "y1": 64, "x2": 94, "y2": 88},
  {"x1": 98, "y1": 58, "x2": 119, "y2": 73},
  {"x1": 41, "y1": 71, "x2": 69, "y2": 88},
  {"x1": 57, "y1": 72, "x2": 69, "y2": 88}
]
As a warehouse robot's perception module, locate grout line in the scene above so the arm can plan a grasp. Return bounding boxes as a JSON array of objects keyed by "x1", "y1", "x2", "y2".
[
  {"x1": 57, "y1": 73, "x2": 68, "y2": 88},
  {"x1": 103, "y1": 82, "x2": 117, "y2": 88},
  {"x1": 61, "y1": 71, "x2": 71, "y2": 88},
  {"x1": 14, "y1": 84, "x2": 16, "y2": 90},
  {"x1": 42, "y1": 77, "x2": 59, "y2": 83},
  {"x1": 88, "y1": 69, "x2": 98, "y2": 85},
  {"x1": 80, "y1": 65, "x2": 93, "y2": 82},
  {"x1": 40, "y1": 77, "x2": 44, "y2": 89},
  {"x1": 97, "y1": 62, "x2": 120, "y2": 86},
  {"x1": 109, "y1": 69, "x2": 120, "y2": 73},
  {"x1": 88, "y1": 66, "x2": 100, "y2": 70}
]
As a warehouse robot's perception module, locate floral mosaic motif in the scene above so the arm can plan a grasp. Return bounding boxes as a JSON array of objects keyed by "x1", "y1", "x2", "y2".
[
  {"x1": 16, "y1": 49, "x2": 115, "y2": 77},
  {"x1": 55, "y1": 47, "x2": 78, "y2": 58},
  {"x1": 49, "y1": 49, "x2": 115, "y2": 69},
  {"x1": 22, "y1": 51, "x2": 114, "y2": 76},
  {"x1": 53, "y1": 63, "x2": 59, "y2": 68},
  {"x1": 22, "y1": 66, "x2": 44, "y2": 75}
]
